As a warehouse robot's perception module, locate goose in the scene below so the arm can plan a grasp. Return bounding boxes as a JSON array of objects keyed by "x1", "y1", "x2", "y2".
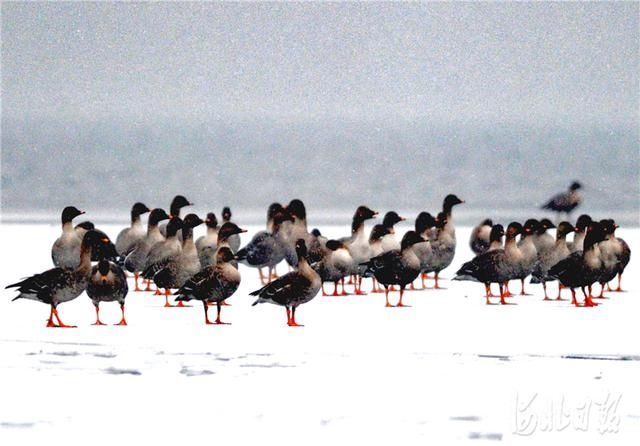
[
  {"x1": 360, "y1": 231, "x2": 426, "y2": 307},
  {"x1": 115, "y1": 202, "x2": 150, "y2": 257},
  {"x1": 8, "y1": 230, "x2": 116, "y2": 327},
  {"x1": 251, "y1": 239, "x2": 321, "y2": 327},
  {"x1": 175, "y1": 247, "x2": 241, "y2": 325},
  {"x1": 124, "y1": 208, "x2": 170, "y2": 291},
  {"x1": 51, "y1": 206, "x2": 85, "y2": 268},
  {"x1": 221, "y1": 207, "x2": 240, "y2": 253},
  {"x1": 87, "y1": 259, "x2": 129, "y2": 326},
  {"x1": 453, "y1": 223, "x2": 522, "y2": 304},
  {"x1": 530, "y1": 221, "x2": 575, "y2": 300},
  {"x1": 541, "y1": 181, "x2": 582, "y2": 220},
  {"x1": 469, "y1": 219, "x2": 493, "y2": 255},
  {"x1": 547, "y1": 221, "x2": 606, "y2": 307}
]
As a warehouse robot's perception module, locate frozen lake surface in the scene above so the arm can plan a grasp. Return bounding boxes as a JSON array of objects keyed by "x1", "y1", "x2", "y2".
[{"x1": 0, "y1": 222, "x2": 638, "y2": 444}]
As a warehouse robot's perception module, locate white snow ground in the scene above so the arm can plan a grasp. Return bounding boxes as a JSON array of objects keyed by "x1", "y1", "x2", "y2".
[{"x1": 0, "y1": 222, "x2": 638, "y2": 445}]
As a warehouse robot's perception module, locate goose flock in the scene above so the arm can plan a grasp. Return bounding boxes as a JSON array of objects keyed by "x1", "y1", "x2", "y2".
[{"x1": 5, "y1": 184, "x2": 632, "y2": 328}]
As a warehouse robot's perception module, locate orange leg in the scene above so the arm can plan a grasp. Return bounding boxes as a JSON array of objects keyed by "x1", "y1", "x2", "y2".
[
  {"x1": 214, "y1": 302, "x2": 230, "y2": 324},
  {"x1": 434, "y1": 272, "x2": 446, "y2": 289},
  {"x1": 384, "y1": 287, "x2": 394, "y2": 307},
  {"x1": 115, "y1": 303, "x2": 127, "y2": 326},
  {"x1": 340, "y1": 278, "x2": 348, "y2": 296},
  {"x1": 584, "y1": 286, "x2": 598, "y2": 307},
  {"x1": 332, "y1": 281, "x2": 340, "y2": 296},
  {"x1": 556, "y1": 282, "x2": 565, "y2": 300},
  {"x1": 134, "y1": 272, "x2": 142, "y2": 292},
  {"x1": 204, "y1": 301, "x2": 215, "y2": 325},
  {"x1": 144, "y1": 279, "x2": 153, "y2": 292},
  {"x1": 570, "y1": 289, "x2": 579, "y2": 306},
  {"x1": 288, "y1": 306, "x2": 303, "y2": 327},
  {"x1": 499, "y1": 283, "x2": 508, "y2": 305},
  {"x1": 485, "y1": 283, "x2": 495, "y2": 298},
  {"x1": 46, "y1": 305, "x2": 59, "y2": 327},
  {"x1": 52, "y1": 308, "x2": 76, "y2": 328},
  {"x1": 92, "y1": 304, "x2": 106, "y2": 326},
  {"x1": 615, "y1": 273, "x2": 623, "y2": 292},
  {"x1": 164, "y1": 288, "x2": 174, "y2": 307},
  {"x1": 542, "y1": 282, "x2": 551, "y2": 300},
  {"x1": 520, "y1": 279, "x2": 529, "y2": 296},
  {"x1": 396, "y1": 287, "x2": 410, "y2": 307}
]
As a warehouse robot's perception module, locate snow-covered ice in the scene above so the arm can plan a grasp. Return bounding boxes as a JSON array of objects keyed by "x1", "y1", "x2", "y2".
[{"x1": 0, "y1": 222, "x2": 638, "y2": 444}]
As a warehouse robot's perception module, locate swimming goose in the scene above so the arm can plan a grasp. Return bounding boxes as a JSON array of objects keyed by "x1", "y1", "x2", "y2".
[
  {"x1": 541, "y1": 181, "x2": 582, "y2": 220},
  {"x1": 124, "y1": 208, "x2": 170, "y2": 291},
  {"x1": 453, "y1": 222, "x2": 522, "y2": 304},
  {"x1": 413, "y1": 212, "x2": 438, "y2": 289},
  {"x1": 314, "y1": 240, "x2": 353, "y2": 296},
  {"x1": 251, "y1": 239, "x2": 321, "y2": 327},
  {"x1": 568, "y1": 214, "x2": 592, "y2": 253},
  {"x1": 361, "y1": 231, "x2": 426, "y2": 307},
  {"x1": 87, "y1": 259, "x2": 129, "y2": 326},
  {"x1": 8, "y1": 230, "x2": 115, "y2": 327},
  {"x1": 236, "y1": 210, "x2": 292, "y2": 282},
  {"x1": 51, "y1": 206, "x2": 85, "y2": 268},
  {"x1": 221, "y1": 207, "x2": 240, "y2": 253},
  {"x1": 530, "y1": 221, "x2": 575, "y2": 300},
  {"x1": 547, "y1": 221, "x2": 606, "y2": 307},
  {"x1": 196, "y1": 212, "x2": 218, "y2": 264},
  {"x1": 115, "y1": 202, "x2": 150, "y2": 257},
  {"x1": 469, "y1": 219, "x2": 493, "y2": 255},
  {"x1": 175, "y1": 247, "x2": 241, "y2": 324}
]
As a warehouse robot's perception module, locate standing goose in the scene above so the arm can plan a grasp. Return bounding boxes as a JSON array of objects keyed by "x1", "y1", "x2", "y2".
[
  {"x1": 367, "y1": 225, "x2": 392, "y2": 293},
  {"x1": 339, "y1": 206, "x2": 378, "y2": 294},
  {"x1": 87, "y1": 259, "x2": 129, "y2": 326},
  {"x1": 469, "y1": 219, "x2": 493, "y2": 255},
  {"x1": 428, "y1": 194, "x2": 464, "y2": 288},
  {"x1": 73, "y1": 222, "x2": 117, "y2": 262},
  {"x1": 115, "y1": 202, "x2": 150, "y2": 257},
  {"x1": 159, "y1": 195, "x2": 192, "y2": 239},
  {"x1": 221, "y1": 207, "x2": 240, "y2": 253},
  {"x1": 568, "y1": 214, "x2": 592, "y2": 253},
  {"x1": 532, "y1": 219, "x2": 556, "y2": 256},
  {"x1": 413, "y1": 212, "x2": 438, "y2": 289},
  {"x1": 378, "y1": 211, "x2": 406, "y2": 253},
  {"x1": 214, "y1": 222, "x2": 247, "y2": 269},
  {"x1": 541, "y1": 181, "x2": 582, "y2": 220},
  {"x1": 513, "y1": 219, "x2": 539, "y2": 295},
  {"x1": 313, "y1": 240, "x2": 353, "y2": 296},
  {"x1": 307, "y1": 228, "x2": 329, "y2": 264},
  {"x1": 265, "y1": 202, "x2": 285, "y2": 232},
  {"x1": 196, "y1": 212, "x2": 218, "y2": 264},
  {"x1": 453, "y1": 222, "x2": 522, "y2": 304},
  {"x1": 360, "y1": 231, "x2": 426, "y2": 307},
  {"x1": 236, "y1": 210, "x2": 291, "y2": 283},
  {"x1": 595, "y1": 219, "x2": 620, "y2": 298},
  {"x1": 251, "y1": 239, "x2": 321, "y2": 327},
  {"x1": 124, "y1": 208, "x2": 170, "y2": 291},
  {"x1": 142, "y1": 217, "x2": 184, "y2": 304},
  {"x1": 530, "y1": 221, "x2": 575, "y2": 300},
  {"x1": 51, "y1": 206, "x2": 85, "y2": 268},
  {"x1": 608, "y1": 220, "x2": 631, "y2": 292},
  {"x1": 282, "y1": 199, "x2": 311, "y2": 267},
  {"x1": 547, "y1": 221, "x2": 606, "y2": 307},
  {"x1": 8, "y1": 230, "x2": 115, "y2": 327},
  {"x1": 149, "y1": 214, "x2": 204, "y2": 306},
  {"x1": 175, "y1": 247, "x2": 241, "y2": 325}
]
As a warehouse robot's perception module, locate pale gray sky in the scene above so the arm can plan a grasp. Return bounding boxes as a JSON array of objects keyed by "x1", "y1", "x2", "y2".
[{"x1": 3, "y1": 2, "x2": 638, "y2": 125}]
